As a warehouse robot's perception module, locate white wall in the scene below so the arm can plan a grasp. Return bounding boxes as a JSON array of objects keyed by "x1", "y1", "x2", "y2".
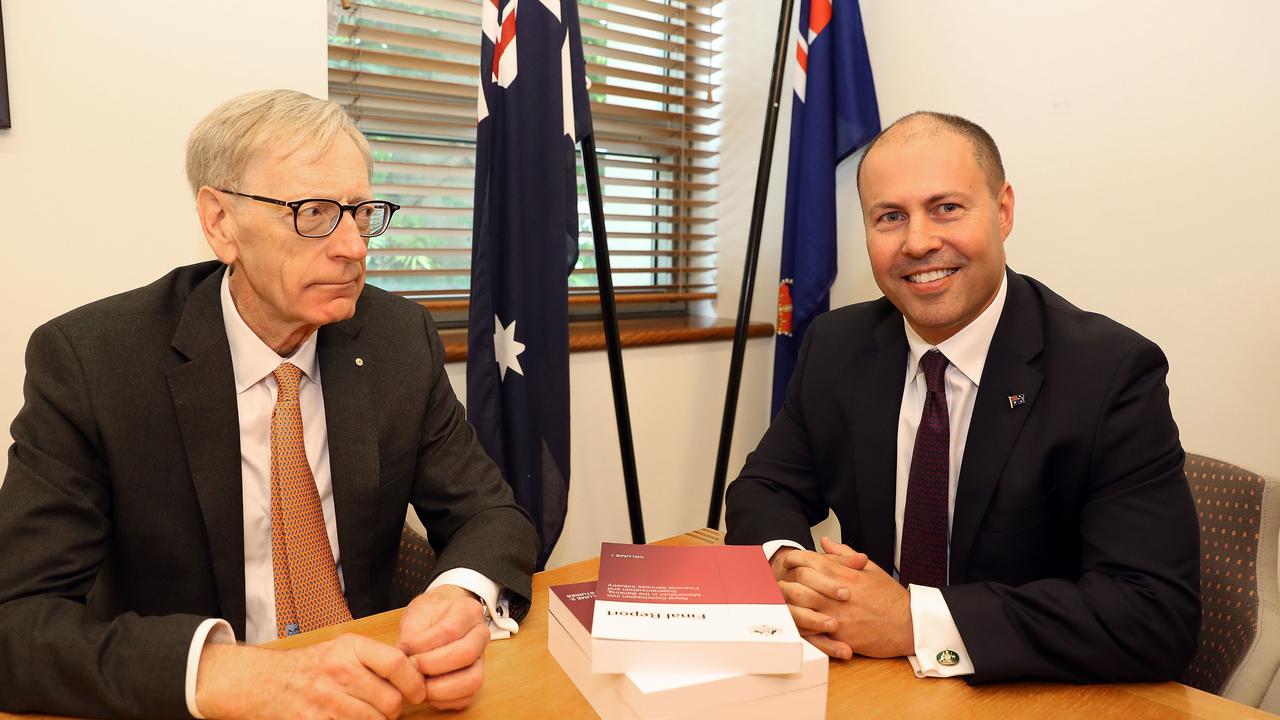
[
  {"x1": 0, "y1": 0, "x2": 327, "y2": 468},
  {"x1": 0, "y1": 1, "x2": 776, "y2": 569},
  {"x1": 4, "y1": 0, "x2": 1274, "y2": 575},
  {"x1": 716, "y1": 0, "x2": 1280, "y2": 479},
  {"x1": 445, "y1": 341, "x2": 772, "y2": 569}
]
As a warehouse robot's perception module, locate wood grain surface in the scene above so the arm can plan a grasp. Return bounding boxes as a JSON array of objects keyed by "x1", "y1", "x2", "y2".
[
  {"x1": 438, "y1": 316, "x2": 773, "y2": 362},
  {"x1": 1, "y1": 528, "x2": 1271, "y2": 719}
]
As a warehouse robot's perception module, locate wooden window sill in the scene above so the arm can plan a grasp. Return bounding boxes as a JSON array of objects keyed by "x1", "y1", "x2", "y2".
[{"x1": 438, "y1": 316, "x2": 774, "y2": 363}]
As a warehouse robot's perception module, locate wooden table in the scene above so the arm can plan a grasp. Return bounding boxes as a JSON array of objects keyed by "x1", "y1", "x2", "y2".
[{"x1": 2, "y1": 528, "x2": 1272, "y2": 719}]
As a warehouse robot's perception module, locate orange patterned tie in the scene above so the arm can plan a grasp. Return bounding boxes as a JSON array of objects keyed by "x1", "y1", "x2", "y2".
[{"x1": 270, "y1": 362, "x2": 352, "y2": 638}]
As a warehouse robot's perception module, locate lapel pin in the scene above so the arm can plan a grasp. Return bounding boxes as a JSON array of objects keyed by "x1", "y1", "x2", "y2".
[
  {"x1": 355, "y1": 357, "x2": 365, "y2": 367},
  {"x1": 1008, "y1": 393, "x2": 1026, "y2": 409}
]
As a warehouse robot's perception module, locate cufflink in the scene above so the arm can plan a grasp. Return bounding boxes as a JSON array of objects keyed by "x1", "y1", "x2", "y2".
[{"x1": 936, "y1": 649, "x2": 960, "y2": 666}]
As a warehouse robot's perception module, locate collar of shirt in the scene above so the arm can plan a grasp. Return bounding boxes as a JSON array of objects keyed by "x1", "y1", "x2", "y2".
[
  {"x1": 903, "y1": 270, "x2": 1009, "y2": 388},
  {"x1": 220, "y1": 268, "x2": 321, "y2": 393}
]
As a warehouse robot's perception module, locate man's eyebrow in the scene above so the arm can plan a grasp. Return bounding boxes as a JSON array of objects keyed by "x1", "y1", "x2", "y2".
[
  {"x1": 286, "y1": 184, "x2": 371, "y2": 202},
  {"x1": 299, "y1": 192, "x2": 372, "y2": 203},
  {"x1": 864, "y1": 200, "x2": 901, "y2": 215},
  {"x1": 864, "y1": 191, "x2": 976, "y2": 216},
  {"x1": 925, "y1": 191, "x2": 972, "y2": 205}
]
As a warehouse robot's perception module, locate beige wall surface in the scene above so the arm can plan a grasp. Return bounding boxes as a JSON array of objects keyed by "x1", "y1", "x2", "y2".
[
  {"x1": 717, "y1": 0, "x2": 1280, "y2": 479},
  {"x1": 443, "y1": 340, "x2": 773, "y2": 569},
  {"x1": 0, "y1": 1, "x2": 776, "y2": 568},
  {"x1": 0, "y1": 0, "x2": 328, "y2": 471}
]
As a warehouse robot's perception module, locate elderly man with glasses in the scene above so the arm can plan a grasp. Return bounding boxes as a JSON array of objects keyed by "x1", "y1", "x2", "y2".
[{"x1": 0, "y1": 90, "x2": 538, "y2": 720}]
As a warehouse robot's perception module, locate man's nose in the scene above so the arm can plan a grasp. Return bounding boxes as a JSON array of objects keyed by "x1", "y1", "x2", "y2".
[
  {"x1": 329, "y1": 211, "x2": 369, "y2": 262},
  {"x1": 902, "y1": 217, "x2": 942, "y2": 258}
]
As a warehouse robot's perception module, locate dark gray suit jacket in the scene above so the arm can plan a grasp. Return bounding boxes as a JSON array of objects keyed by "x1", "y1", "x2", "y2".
[
  {"x1": 0, "y1": 261, "x2": 538, "y2": 718},
  {"x1": 726, "y1": 269, "x2": 1200, "y2": 684}
]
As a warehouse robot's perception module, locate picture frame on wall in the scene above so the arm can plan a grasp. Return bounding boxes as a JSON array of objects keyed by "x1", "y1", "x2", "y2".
[{"x1": 0, "y1": 0, "x2": 9, "y2": 129}]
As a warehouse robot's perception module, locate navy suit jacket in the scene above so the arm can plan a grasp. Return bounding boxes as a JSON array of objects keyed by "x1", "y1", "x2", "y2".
[{"x1": 726, "y1": 269, "x2": 1200, "y2": 683}]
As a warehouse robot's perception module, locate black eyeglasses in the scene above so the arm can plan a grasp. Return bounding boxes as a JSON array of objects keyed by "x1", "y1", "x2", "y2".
[{"x1": 217, "y1": 189, "x2": 400, "y2": 239}]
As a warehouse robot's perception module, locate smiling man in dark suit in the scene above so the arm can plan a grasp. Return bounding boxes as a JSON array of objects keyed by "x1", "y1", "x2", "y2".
[
  {"x1": 725, "y1": 111, "x2": 1200, "y2": 683},
  {"x1": 0, "y1": 90, "x2": 537, "y2": 719}
]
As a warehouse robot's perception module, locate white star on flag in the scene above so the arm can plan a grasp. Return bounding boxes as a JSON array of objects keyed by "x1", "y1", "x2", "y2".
[{"x1": 493, "y1": 314, "x2": 526, "y2": 381}]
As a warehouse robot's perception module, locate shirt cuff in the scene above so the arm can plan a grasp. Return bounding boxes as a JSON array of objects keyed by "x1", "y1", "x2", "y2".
[
  {"x1": 761, "y1": 539, "x2": 806, "y2": 561},
  {"x1": 185, "y1": 618, "x2": 236, "y2": 718},
  {"x1": 905, "y1": 584, "x2": 975, "y2": 678},
  {"x1": 427, "y1": 568, "x2": 519, "y2": 640}
]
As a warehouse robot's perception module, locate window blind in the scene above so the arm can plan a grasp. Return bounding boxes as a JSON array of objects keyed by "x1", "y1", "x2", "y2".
[{"x1": 328, "y1": 0, "x2": 721, "y2": 316}]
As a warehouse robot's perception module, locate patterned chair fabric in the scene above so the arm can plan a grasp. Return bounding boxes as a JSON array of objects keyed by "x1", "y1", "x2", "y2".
[
  {"x1": 390, "y1": 524, "x2": 437, "y2": 609},
  {"x1": 1181, "y1": 453, "x2": 1280, "y2": 711}
]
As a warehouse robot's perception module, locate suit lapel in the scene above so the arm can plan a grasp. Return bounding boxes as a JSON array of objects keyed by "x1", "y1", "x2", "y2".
[
  {"x1": 166, "y1": 266, "x2": 248, "y2": 636},
  {"x1": 317, "y1": 315, "x2": 379, "y2": 619},
  {"x1": 949, "y1": 271, "x2": 1044, "y2": 583},
  {"x1": 850, "y1": 308, "x2": 909, "y2": 571}
]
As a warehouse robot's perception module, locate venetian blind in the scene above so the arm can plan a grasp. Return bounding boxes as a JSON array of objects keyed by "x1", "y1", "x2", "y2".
[{"x1": 328, "y1": 0, "x2": 721, "y2": 316}]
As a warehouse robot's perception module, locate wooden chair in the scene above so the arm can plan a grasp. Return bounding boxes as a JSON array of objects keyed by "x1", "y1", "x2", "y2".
[{"x1": 1181, "y1": 453, "x2": 1280, "y2": 712}]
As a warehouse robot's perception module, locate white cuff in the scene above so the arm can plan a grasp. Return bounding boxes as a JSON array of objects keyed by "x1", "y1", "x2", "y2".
[
  {"x1": 761, "y1": 539, "x2": 806, "y2": 561},
  {"x1": 905, "y1": 585, "x2": 974, "y2": 678},
  {"x1": 185, "y1": 618, "x2": 236, "y2": 718},
  {"x1": 427, "y1": 568, "x2": 519, "y2": 640}
]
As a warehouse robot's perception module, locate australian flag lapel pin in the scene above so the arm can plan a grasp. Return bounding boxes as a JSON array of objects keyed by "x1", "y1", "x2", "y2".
[{"x1": 1008, "y1": 393, "x2": 1026, "y2": 409}]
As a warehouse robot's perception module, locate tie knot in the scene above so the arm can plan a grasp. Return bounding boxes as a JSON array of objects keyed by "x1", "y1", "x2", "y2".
[
  {"x1": 920, "y1": 350, "x2": 949, "y2": 393},
  {"x1": 273, "y1": 362, "x2": 303, "y2": 401}
]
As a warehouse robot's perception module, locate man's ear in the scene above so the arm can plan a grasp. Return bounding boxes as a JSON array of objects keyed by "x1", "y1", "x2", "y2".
[
  {"x1": 997, "y1": 181, "x2": 1015, "y2": 240},
  {"x1": 197, "y1": 186, "x2": 240, "y2": 265}
]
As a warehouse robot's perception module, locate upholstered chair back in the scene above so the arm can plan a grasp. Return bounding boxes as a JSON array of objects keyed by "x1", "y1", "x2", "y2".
[{"x1": 1181, "y1": 453, "x2": 1280, "y2": 712}]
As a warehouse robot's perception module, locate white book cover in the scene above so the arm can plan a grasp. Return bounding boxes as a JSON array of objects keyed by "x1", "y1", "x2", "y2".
[
  {"x1": 548, "y1": 585, "x2": 827, "y2": 720},
  {"x1": 589, "y1": 543, "x2": 803, "y2": 675},
  {"x1": 549, "y1": 580, "x2": 827, "y2": 718}
]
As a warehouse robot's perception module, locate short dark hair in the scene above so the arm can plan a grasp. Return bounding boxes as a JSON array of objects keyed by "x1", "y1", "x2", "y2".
[{"x1": 856, "y1": 111, "x2": 1005, "y2": 197}]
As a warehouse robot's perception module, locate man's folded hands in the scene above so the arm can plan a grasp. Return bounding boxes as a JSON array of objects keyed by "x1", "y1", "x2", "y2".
[
  {"x1": 193, "y1": 585, "x2": 490, "y2": 719},
  {"x1": 773, "y1": 537, "x2": 915, "y2": 660}
]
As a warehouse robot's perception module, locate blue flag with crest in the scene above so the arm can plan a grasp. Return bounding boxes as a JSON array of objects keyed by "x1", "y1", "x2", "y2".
[
  {"x1": 772, "y1": 0, "x2": 880, "y2": 416},
  {"x1": 467, "y1": 0, "x2": 592, "y2": 569}
]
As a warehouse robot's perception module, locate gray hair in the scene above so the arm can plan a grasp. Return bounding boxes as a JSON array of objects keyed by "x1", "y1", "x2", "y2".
[{"x1": 184, "y1": 89, "x2": 372, "y2": 197}]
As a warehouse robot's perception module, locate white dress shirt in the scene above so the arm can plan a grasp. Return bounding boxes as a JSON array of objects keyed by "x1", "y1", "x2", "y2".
[
  {"x1": 764, "y1": 272, "x2": 1008, "y2": 679},
  {"x1": 184, "y1": 270, "x2": 515, "y2": 717}
]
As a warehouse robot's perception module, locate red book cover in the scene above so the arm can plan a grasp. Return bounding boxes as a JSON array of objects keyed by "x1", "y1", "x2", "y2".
[
  {"x1": 552, "y1": 580, "x2": 597, "y2": 630},
  {"x1": 589, "y1": 543, "x2": 802, "y2": 675},
  {"x1": 595, "y1": 543, "x2": 783, "y2": 604}
]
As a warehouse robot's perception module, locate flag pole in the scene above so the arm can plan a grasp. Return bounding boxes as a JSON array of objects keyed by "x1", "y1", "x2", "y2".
[
  {"x1": 582, "y1": 132, "x2": 646, "y2": 545},
  {"x1": 706, "y1": 0, "x2": 796, "y2": 530}
]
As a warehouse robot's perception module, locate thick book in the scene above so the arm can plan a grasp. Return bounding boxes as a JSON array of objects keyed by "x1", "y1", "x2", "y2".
[
  {"x1": 588, "y1": 543, "x2": 804, "y2": 674},
  {"x1": 548, "y1": 581, "x2": 827, "y2": 720}
]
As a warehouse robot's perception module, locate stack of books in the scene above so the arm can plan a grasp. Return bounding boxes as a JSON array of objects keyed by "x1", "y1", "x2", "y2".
[{"x1": 547, "y1": 543, "x2": 828, "y2": 719}]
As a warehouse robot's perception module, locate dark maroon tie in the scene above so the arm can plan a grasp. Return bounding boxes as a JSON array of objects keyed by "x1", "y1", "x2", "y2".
[{"x1": 899, "y1": 349, "x2": 951, "y2": 588}]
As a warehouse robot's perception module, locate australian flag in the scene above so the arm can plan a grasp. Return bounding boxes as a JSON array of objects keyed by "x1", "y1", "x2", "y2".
[
  {"x1": 772, "y1": 0, "x2": 880, "y2": 416},
  {"x1": 467, "y1": 0, "x2": 592, "y2": 569}
]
